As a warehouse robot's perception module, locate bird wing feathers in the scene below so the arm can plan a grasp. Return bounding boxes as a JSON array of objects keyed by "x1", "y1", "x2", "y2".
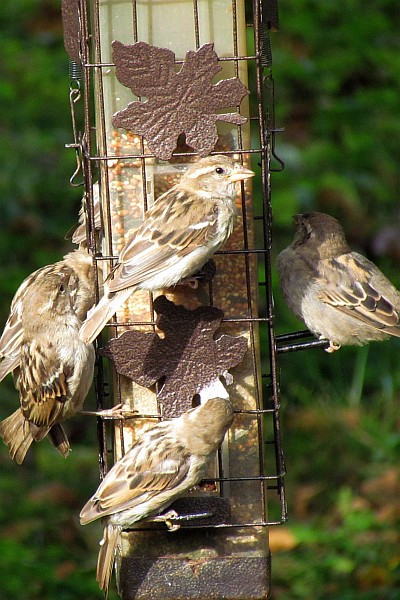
[
  {"x1": 0, "y1": 263, "x2": 55, "y2": 356},
  {"x1": 108, "y1": 192, "x2": 218, "y2": 292},
  {"x1": 0, "y1": 303, "x2": 23, "y2": 359},
  {"x1": 0, "y1": 288, "x2": 27, "y2": 381},
  {"x1": 0, "y1": 306, "x2": 23, "y2": 381},
  {"x1": 17, "y1": 340, "x2": 71, "y2": 428},
  {"x1": 0, "y1": 353, "x2": 21, "y2": 382},
  {"x1": 80, "y1": 427, "x2": 190, "y2": 524},
  {"x1": 318, "y1": 254, "x2": 400, "y2": 334}
]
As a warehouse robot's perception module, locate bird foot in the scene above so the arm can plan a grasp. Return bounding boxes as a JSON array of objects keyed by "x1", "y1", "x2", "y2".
[
  {"x1": 177, "y1": 276, "x2": 199, "y2": 289},
  {"x1": 79, "y1": 404, "x2": 138, "y2": 419},
  {"x1": 323, "y1": 339, "x2": 341, "y2": 353},
  {"x1": 151, "y1": 509, "x2": 181, "y2": 532}
]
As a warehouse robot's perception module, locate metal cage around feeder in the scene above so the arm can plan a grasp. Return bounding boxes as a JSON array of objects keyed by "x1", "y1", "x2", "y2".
[{"x1": 62, "y1": 1, "x2": 286, "y2": 598}]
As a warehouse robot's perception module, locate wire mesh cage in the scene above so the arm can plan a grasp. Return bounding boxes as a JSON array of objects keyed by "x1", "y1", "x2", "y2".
[{"x1": 63, "y1": 0, "x2": 286, "y2": 597}]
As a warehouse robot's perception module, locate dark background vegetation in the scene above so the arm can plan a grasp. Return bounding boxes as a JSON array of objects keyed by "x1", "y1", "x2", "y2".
[{"x1": 0, "y1": 1, "x2": 399, "y2": 598}]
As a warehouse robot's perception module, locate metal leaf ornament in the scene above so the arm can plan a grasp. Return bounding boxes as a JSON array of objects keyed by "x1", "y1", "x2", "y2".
[
  {"x1": 101, "y1": 296, "x2": 248, "y2": 418},
  {"x1": 112, "y1": 41, "x2": 249, "y2": 160}
]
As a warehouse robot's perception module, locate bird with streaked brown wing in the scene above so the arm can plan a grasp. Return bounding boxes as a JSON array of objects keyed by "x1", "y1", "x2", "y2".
[
  {"x1": 80, "y1": 395, "x2": 234, "y2": 594},
  {"x1": 0, "y1": 247, "x2": 96, "y2": 383},
  {"x1": 79, "y1": 155, "x2": 254, "y2": 344},
  {"x1": 0, "y1": 271, "x2": 95, "y2": 463},
  {"x1": 277, "y1": 211, "x2": 400, "y2": 352}
]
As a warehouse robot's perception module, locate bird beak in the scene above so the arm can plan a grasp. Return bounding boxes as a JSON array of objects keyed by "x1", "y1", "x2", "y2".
[{"x1": 229, "y1": 164, "x2": 255, "y2": 183}]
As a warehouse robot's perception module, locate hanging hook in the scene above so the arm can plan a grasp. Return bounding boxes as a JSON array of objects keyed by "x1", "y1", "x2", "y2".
[
  {"x1": 66, "y1": 60, "x2": 84, "y2": 187},
  {"x1": 263, "y1": 72, "x2": 285, "y2": 172}
]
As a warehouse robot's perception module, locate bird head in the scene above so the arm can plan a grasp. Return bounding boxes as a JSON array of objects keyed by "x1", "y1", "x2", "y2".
[
  {"x1": 23, "y1": 272, "x2": 74, "y2": 321},
  {"x1": 292, "y1": 212, "x2": 350, "y2": 258},
  {"x1": 182, "y1": 155, "x2": 255, "y2": 199}
]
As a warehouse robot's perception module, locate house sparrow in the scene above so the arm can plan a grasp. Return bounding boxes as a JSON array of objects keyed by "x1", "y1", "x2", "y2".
[
  {"x1": 66, "y1": 182, "x2": 103, "y2": 246},
  {"x1": 0, "y1": 248, "x2": 96, "y2": 383},
  {"x1": 0, "y1": 271, "x2": 95, "y2": 463},
  {"x1": 79, "y1": 155, "x2": 255, "y2": 343},
  {"x1": 277, "y1": 211, "x2": 400, "y2": 352},
  {"x1": 80, "y1": 395, "x2": 234, "y2": 593}
]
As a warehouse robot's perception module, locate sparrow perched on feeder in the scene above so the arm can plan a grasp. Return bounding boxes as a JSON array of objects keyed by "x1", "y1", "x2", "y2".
[
  {"x1": 80, "y1": 395, "x2": 234, "y2": 593},
  {"x1": 0, "y1": 248, "x2": 97, "y2": 383},
  {"x1": 277, "y1": 211, "x2": 400, "y2": 352},
  {"x1": 79, "y1": 155, "x2": 255, "y2": 343},
  {"x1": 0, "y1": 271, "x2": 95, "y2": 463}
]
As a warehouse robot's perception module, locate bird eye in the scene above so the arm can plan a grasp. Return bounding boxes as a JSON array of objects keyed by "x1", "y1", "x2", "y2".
[
  {"x1": 59, "y1": 284, "x2": 65, "y2": 293},
  {"x1": 215, "y1": 167, "x2": 225, "y2": 175}
]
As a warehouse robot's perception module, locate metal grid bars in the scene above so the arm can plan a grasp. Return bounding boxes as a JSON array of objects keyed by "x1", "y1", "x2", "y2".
[{"x1": 76, "y1": 0, "x2": 286, "y2": 530}]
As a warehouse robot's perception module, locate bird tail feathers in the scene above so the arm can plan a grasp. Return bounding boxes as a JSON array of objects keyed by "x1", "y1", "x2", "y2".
[
  {"x1": 97, "y1": 523, "x2": 120, "y2": 595},
  {"x1": 0, "y1": 408, "x2": 34, "y2": 464},
  {"x1": 48, "y1": 424, "x2": 71, "y2": 458},
  {"x1": 0, "y1": 410, "x2": 71, "y2": 463},
  {"x1": 79, "y1": 288, "x2": 133, "y2": 344}
]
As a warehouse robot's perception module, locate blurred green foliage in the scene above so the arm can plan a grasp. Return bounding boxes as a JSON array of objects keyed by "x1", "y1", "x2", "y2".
[
  {"x1": 0, "y1": 0, "x2": 81, "y2": 299},
  {"x1": 269, "y1": 2, "x2": 400, "y2": 599},
  {"x1": 0, "y1": 1, "x2": 399, "y2": 599}
]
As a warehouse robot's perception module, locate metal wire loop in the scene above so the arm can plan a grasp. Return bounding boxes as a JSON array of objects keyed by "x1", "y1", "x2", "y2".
[{"x1": 67, "y1": 84, "x2": 83, "y2": 186}]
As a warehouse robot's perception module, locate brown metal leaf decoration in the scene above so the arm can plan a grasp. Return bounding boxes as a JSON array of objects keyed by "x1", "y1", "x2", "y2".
[
  {"x1": 61, "y1": 0, "x2": 80, "y2": 63},
  {"x1": 112, "y1": 41, "x2": 249, "y2": 160},
  {"x1": 101, "y1": 296, "x2": 248, "y2": 418}
]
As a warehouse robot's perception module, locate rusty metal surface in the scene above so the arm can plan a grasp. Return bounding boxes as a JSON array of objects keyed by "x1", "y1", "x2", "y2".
[
  {"x1": 101, "y1": 296, "x2": 248, "y2": 418},
  {"x1": 111, "y1": 41, "x2": 249, "y2": 161},
  {"x1": 61, "y1": 0, "x2": 80, "y2": 63},
  {"x1": 119, "y1": 553, "x2": 271, "y2": 600}
]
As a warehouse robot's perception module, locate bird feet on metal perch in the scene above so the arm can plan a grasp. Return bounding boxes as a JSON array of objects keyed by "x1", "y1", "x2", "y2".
[
  {"x1": 275, "y1": 330, "x2": 330, "y2": 354},
  {"x1": 323, "y1": 338, "x2": 341, "y2": 353},
  {"x1": 79, "y1": 403, "x2": 138, "y2": 419},
  {"x1": 150, "y1": 509, "x2": 181, "y2": 531},
  {"x1": 149, "y1": 507, "x2": 215, "y2": 531},
  {"x1": 177, "y1": 276, "x2": 199, "y2": 289},
  {"x1": 177, "y1": 259, "x2": 217, "y2": 289}
]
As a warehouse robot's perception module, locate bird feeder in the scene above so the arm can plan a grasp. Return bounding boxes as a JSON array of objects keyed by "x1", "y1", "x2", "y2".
[{"x1": 62, "y1": 0, "x2": 285, "y2": 598}]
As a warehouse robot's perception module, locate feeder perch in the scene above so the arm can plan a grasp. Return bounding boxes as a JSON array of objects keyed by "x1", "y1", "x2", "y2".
[{"x1": 62, "y1": 1, "x2": 286, "y2": 598}]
